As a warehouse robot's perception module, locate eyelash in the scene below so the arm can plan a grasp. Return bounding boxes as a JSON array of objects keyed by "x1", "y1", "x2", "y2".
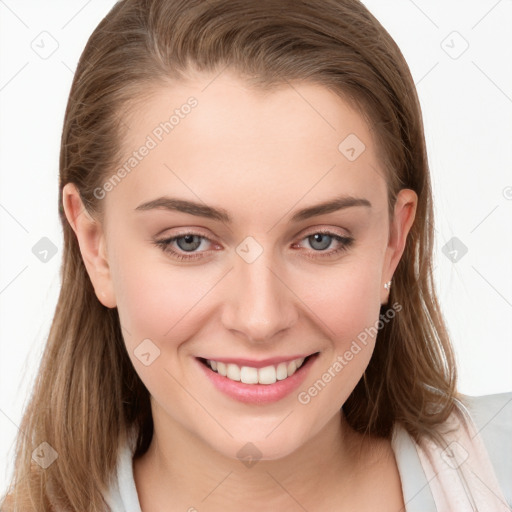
[{"x1": 153, "y1": 229, "x2": 354, "y2": 262}]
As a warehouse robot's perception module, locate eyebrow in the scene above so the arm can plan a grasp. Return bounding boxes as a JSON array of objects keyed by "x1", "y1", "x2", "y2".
[{"x1": 134, "y1": 195, "x2": 372, "y2": 223}]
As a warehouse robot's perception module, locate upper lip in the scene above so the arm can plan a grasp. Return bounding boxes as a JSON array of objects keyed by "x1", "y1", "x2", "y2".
[{"x1": 197, "y1": 353, "x2": 317, "y2": 368}]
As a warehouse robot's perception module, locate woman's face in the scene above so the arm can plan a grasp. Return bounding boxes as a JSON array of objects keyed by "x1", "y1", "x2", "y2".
[{"x1": 67, "y1": 69, "x2": 417, "y2": 461}]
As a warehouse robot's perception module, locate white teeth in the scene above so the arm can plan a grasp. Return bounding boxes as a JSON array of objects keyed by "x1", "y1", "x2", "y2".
[
  {"x1": 217, "y1": 361, "x2": 227, "y2": 377},
  {"x1": 276, "y1": 362, "x2": 288, "y2": 380},
  {"x1": 226, "y1": 363, "x2": 241, "y2": 381},
  {"x1": 258, "y1": 365, "x2": 277, "y2": 385},
  {"x1": 205, "y1": 356, "x2": 309, "y2": 385},
  {"x1": 240, "y1": 366, "x2": 259, "y2": 384}
]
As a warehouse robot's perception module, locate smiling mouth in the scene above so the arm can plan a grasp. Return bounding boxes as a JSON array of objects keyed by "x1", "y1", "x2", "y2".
[{"x1": 197, "y1": 353, "x2": 318, "y2": 385}]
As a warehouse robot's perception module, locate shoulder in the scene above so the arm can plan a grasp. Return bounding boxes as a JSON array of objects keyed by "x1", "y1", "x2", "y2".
[
  {"x1": 458, "y1": 390, "x2": 512, "y2": 429},
  {"x1": 457, "y1": 390, "x2": 512, "y2": 506},
  {"x1": 392, "y1": 390, "x2": 512, "y2": 510},
  {"x1": 103, "y1": 430, "x2": 143, "y2": 512}
]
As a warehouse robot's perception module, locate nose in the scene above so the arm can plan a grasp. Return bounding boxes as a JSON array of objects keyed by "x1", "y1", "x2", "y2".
[{"x1": 221, "y1": 250, "x2": 298, "y2": 343}]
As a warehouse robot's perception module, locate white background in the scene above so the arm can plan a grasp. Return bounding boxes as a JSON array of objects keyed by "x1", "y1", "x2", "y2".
[{"x1": 1, "y1": 0, "x2": 511, "y2": 495}]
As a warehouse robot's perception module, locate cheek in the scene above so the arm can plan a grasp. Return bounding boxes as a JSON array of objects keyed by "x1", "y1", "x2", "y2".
[
  {"x1": 291, "y1": 261, "x2": 382, "y2": 402},
  {"x1": 290, "y1": 259, "x2": 383, "y2": 341},
  {"x1": 111, "y1": 247, "x2": 220, "y2": 353},
  {"x1": 110, "y1": 250, "x2": 212, "y2": 399},
  {"x1": 112, "y1": 233, "x2": 229, "y2": 372},
  {"x1": 295, "y1": 266, "x2": 382, "y2": 420}
]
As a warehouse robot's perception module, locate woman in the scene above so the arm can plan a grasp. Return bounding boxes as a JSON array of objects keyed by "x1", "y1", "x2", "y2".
[{"x1": 2, "y1": 0, "x2": 511, "y2": 510}]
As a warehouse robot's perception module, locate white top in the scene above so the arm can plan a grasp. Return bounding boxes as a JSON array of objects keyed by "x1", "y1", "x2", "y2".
[{"x1": 103, "y1": 391, "x2": 512, "y2": 511}]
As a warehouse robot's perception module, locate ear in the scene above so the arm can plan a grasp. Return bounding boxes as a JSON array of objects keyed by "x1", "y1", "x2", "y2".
[
  {"x1": 381, "y1": 188, "x2": 418, "y2": 305},
  {"x1": 62, "y1": 182, "x2": 117, "y2": 308}
]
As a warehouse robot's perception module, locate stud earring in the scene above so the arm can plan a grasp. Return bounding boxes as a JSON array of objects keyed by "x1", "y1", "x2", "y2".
[{"x1": 384, "y1": 281, "x2": 392, "y2": 290}]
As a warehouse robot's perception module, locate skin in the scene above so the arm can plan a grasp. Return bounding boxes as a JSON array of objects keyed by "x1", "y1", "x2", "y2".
[{"x1": 63, "y1": 69, "x2": 417, "y2": 511}]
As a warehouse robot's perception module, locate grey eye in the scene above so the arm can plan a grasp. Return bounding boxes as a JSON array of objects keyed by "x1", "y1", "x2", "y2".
[
  {"x1": 307, "y1": 233, "x2": 333, "y2": 251},
  {"x1": 176, "y1": 234, "x2": 203, "y2": 252}
]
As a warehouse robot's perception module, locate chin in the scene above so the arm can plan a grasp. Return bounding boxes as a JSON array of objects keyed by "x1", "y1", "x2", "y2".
[{"x1": 205, "y1": 426, "x2": 308, "y2": 464}]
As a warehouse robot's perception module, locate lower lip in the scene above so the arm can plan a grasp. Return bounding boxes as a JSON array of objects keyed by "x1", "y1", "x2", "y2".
[{"x1": 195, "y1": 354, "x2": 318, "y2": 404}]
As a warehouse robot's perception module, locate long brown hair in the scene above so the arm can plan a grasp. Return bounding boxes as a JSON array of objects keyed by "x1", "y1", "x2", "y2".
[{"x1": 2, "y1": 0, "x2": 459, "y2": 510}]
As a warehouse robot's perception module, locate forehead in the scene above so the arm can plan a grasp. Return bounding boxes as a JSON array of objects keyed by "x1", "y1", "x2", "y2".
[{"x1": 106, "y1": 70, "x2": 387, "y2": 222}]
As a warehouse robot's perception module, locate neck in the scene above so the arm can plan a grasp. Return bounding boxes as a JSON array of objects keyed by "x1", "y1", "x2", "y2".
[{"x1": 133, "y1": 404, "x2": 380, "y2": 511}]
